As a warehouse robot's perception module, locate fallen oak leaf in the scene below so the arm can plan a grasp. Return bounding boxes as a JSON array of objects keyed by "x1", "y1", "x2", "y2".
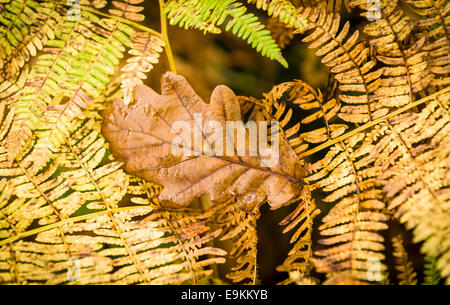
[{"x1": 102, "y1": 72, "x2": 305, "y2": 209}]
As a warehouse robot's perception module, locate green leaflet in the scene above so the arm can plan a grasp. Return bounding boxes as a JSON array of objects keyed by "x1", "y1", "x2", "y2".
[{"x1": 165, "y1": 0, "x2": 288, "y2": 67}]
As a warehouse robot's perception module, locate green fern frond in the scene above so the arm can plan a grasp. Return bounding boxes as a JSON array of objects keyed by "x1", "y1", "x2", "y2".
[
  {"x1": 0, "y1": 1, "x2": 62, "y2": 82},
  {"x1": 165, "y1": 0, "x2": 288, "y2": 67}
]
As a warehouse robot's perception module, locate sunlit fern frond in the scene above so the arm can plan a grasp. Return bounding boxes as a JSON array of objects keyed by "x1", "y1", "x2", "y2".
[
  {"x1": 121, "y1": 32, "x2": 165, "y2": 104},
  {"x1": 377, "y1": 91, "x2": 450, "y2": 283},
  {"x1": 350, "y1": 0, "x2": 434, "y2": 108},
  {"x1": 0, "y1": 107, "x2": 80, "y2": 238},
  {"x1": 296, "y1": 5, "x2": 384, "y2": 123},
  {"x1": 297, "y1": 0, "x2": 350, "y2": 13},
  {"x1": 3, "y1": 10, "x2": 134, "y2": 159},
  {"x1": 0, "y1": 66, "x2": 29, "y2": 100},
  {"x1": 262, "y1": 80, "x2": 345, "y2": 157},
  {"x1": 392, "y1": 235, "x2": 417, "y2": 285},
  {"x1": 0, "y1": 1, "x2": 64, "y2": 83},
  {"x1": 165, "y1": 0, "x2": 288, "y2": 67},
  {"x1": 405, "y1": 0, "x2": 450, "y2": 89},
  {"x1": 164, "y1": 0, "x2": 222, "y2": 34},
  {"x1": 256, "y1": 81, "x2": 448, "y2": 284},
  {"x1": 0, "y1": 205, "x2": 226, "y2": 284},
  {"x1": 308, "y1": 132, "x2": 389, "y2": 285},
  {"x1": 54, "y1": 116, "x2": 128, "y2": 212},
  {"x1": 80, "y1": 0, "x2": 108, "y2": 9},
  {"x1": 247, "y1": 80, "x2": 388, "y2": 284},
  {"x1": 239, "y1": 84, "x2": 323, "y2": 284}
]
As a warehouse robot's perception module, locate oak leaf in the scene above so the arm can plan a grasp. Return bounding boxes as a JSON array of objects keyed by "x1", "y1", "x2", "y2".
[{"x1": 102, "y1": 72, "x2": 305, "y2": 209}]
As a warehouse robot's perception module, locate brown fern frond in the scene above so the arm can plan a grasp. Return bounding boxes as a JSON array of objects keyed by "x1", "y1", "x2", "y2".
[
  {"x1": 239, "y1": 85, "x2": 323, "y2": 284},
  {"x1": 392, "y1": 235, "x2": 417, "y2": 285},
  {"x1": 276, "y1": 188, "x2": 320, "y2": 284},
  {"x1": 249, "y1": 0, "x2": 309, "y2": 31},
  {"x1": 258, "y1": 79, "x2": 389, "y2": 284},
  {"x1": 309, "y1": 131, "x2": 389, "y2": 284},
  {"x1": 262, "y1": 80, "x2": 345, "y2": 157}
]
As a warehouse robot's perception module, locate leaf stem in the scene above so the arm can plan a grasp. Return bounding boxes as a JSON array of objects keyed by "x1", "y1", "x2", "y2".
[{"x1": 159, "y1": 0, "x2": 177, "y2": 74}]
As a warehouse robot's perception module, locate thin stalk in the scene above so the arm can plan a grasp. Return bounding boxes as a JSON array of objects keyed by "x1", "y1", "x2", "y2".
[{"x1": 159, "y1": 0, "x2": 177, "y2": 74}]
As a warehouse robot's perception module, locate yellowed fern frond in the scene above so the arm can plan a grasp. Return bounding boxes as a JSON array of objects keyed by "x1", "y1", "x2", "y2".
[
  {"x1": 0, "y1": 205, "x2": 226, "y2": 284},
  {"x1": 405, "y1": 0, "x2": 450, "y2": 88},
  {"x1": 298, "y1": 5, "x2": 383, "y2": 123},
  {"x1": 309, "y1": 87, "x2": 450, "y2": 284},
  {"x1": 350, "y1": 0, "x2": 434, "y2": 108},
  {"x1": 276, "y1": 188, "x2": 320, "y2": 284},
  {"x1": 392, "y1": 235, "x2": 417, "y2": 285},
  {"x1": 121, "y1": 32, "x2": 165, "y2": 104},
  {"x1": 239, "y1": 85, "x2": 322, "y2": 284}
]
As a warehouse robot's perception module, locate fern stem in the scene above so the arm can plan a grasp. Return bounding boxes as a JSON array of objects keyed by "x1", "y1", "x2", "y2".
[{"x1": 159, "y1": 0, "x2": 178, "y2": 74}]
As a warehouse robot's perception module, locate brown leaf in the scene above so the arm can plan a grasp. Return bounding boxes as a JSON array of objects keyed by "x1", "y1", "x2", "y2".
[{"x1": 102, "y1": 72, "x2": 305, "y2": 209}]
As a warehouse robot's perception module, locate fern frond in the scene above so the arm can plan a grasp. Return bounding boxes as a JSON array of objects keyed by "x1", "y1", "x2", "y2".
[
  {"x1": 262, "y1": 80, "x2": 345, "y2": 157},
  {"x1": 108, "y1": 0, "x2": 145, "y2": 22},
  {"x1": 215, "y1": 200, "x2": 260, "y2": 284},
  {"x1": 350, "y1": 0, "x2": 434, "y2": 108},
  {"x1": 266, "y1": 17, "x2": 295, "y2": 48},
  {"x1": 392, "y1": 235, "x2": 417, "y2": 285},
  {"x1": 309, "y1": 132, "x2": 389, "y2": 284},
  {"x1": 405, "y1": 0, "x2": 450, "y2": 88},
  {"x1": 0, "y1": 110, "x2": 77, "y2": 240},
  {"x1": 0, "y1": 205, "x2": 226, "y2": 284},
  {"x1": 422, "y1": 256, "x2": 441, "y2": 285},
  {"x1": 239, "y1": 85, "x2": 322, "y2": 284},
  {"x1": 296, "y1": 5, "x2": 383, "y2": 123},
  {"x1": 165, "y1": 0, "x2": 288, "y2": 67},
  {"x1": 0, "y1": 1, "x2": 62, "y2": 82},
  {"x1": 3, "y1": 2, "x2": 141, "y2": 162},
  {"x1": 378, "y1": 93, "x2": 450, "y2": 284},
  {"x1": 276, "y1": 188, "x2": 320, "y2": 284},
  {"x1": 121, "y1": 32, "x2": 165, "y2": 104},
  {"x1": 165, "y1": 0, "x2": 222, "y2": 33},
  {"x1": 247, "y1": 0, "x2": 308, "y2": 31},
  {"x1": 260, "y1": 80, "x2": 389, "y2": 284}
]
